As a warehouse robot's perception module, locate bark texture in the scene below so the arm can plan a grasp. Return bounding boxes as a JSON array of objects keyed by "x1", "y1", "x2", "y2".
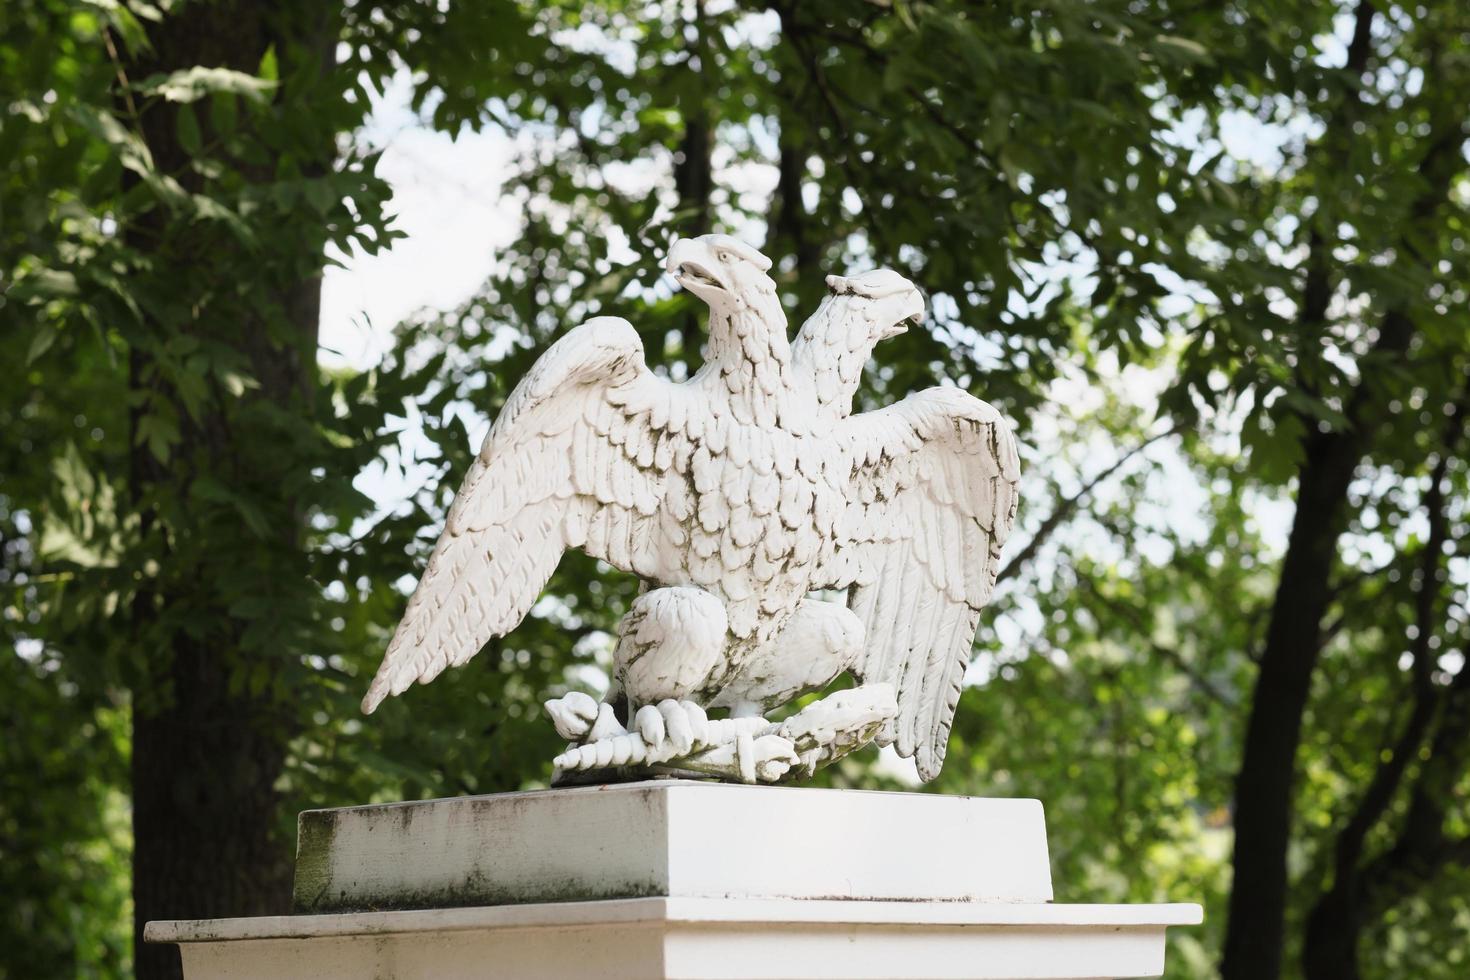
[
  {"x1": 673, "y1": 1, "x2": 714, "y2": 363},
  {"x1": 1220, "y1": 423, "x2": 1367, "y2": 979},
  {"x1": 122, "y1": 4, "x2": 330, "y2": 977}
]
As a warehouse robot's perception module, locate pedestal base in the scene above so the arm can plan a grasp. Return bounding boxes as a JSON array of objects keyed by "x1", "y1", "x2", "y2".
[
  {"x1": 147, "y1": 896, "x2": 1201, "y2": 979},
  {"x1": 146, "y1": 782, "x2": 1201, "y2": 979},
  {"x1": 291, "y1": 781, "x2": 1053, "y2": 912}
]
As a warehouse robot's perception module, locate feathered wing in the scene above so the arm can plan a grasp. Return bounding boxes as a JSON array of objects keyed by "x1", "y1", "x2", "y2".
[
  {"x1": 813, "y1": 387, "x2": 1021, "y2": 780},
  {"x1": 362, "y1": 316, "x2": 681, "y2": 713}
]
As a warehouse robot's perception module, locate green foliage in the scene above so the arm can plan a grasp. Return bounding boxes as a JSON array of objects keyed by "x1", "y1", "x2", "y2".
[{"x1": 2, "y1": 1, "x2": 1468, "y2": 978}]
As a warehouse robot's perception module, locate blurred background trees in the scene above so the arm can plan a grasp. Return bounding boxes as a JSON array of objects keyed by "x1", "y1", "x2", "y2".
[{"x1": 2, "y1": 1, "x2": 1467, "y2": 978}]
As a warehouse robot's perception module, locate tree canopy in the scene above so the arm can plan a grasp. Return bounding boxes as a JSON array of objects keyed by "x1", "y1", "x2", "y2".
[{"x1": 2, "y1": 2, "x2": 1467, "y2": 978}]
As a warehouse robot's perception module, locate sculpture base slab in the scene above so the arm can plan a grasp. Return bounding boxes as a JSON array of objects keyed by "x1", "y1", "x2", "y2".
[
  {"x1": 288, "y1": 780, "x2": 1054, "y2": 913},
  {"x1": 146, "y1": 782, "x2": 1201, "y2": 979},
  {"x1": 147, "y1": 896, "x2": 1201, "y2": 979}
]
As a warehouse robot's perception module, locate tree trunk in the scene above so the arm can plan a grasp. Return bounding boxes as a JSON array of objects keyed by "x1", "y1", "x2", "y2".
[
  {"x1": 767, "y1": 106, "x2": 823, "y2": 313},
  {"x1": 673, "y1": 117, "x2": 712, "y2": 365},
  {"x1": 130, "y1": 652, "x2": 297, "y2": 980},
  {"x1": 672, "y1": 2, "x2": 714, "y2": 364},
  {"x1": 122, "y1": 4, "x2": 331, "y2": 977},
  {"x1": 1220, "y1": 432, "x2": 1362, "y2": 980},
  {"x1": 1299, "y1": 420, "x2": 1458, "y2": 979},
  {"x1": 1301, "y1": 885, "x2": 1363, "y2": 980}
]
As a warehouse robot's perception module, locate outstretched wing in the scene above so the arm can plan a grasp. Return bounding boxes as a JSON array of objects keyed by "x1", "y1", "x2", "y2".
[
  {"x1": 813, "y1": 386, "x2": 1020, "y2": 780},
  {"x1": 362, "y1": 316, "x2": 682, "y2": 713}
]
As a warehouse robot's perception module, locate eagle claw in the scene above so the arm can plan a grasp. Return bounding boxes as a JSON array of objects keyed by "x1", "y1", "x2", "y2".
[
  {"x1": 545, "y1": 692, "x2": 600, "y2": 740},
  {"x1": 657, "y1": 699, "x2": 697, "y2": 754}
]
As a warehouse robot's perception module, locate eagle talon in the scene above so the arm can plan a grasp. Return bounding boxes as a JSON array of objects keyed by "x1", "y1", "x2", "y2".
[
  {"x1": 634, "y1": 704, "x2": 666, "y2": 750},
  {"x1": 586, "y1": 702, "x2": 628, "y2": 742},
  {"x1": 545, "y1": 692, "x2": 600, "y2": 740},
  {"x1": 658, "y1": 699, "x2": 696, "y2": 755}
]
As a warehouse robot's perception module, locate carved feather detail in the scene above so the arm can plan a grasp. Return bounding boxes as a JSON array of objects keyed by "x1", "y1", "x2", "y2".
[
  {"x1": 814, "y1": 386, "x2": 1021, "y2": 780},
  {"x1": 361, "y1": 316, "x2": 678, "y2": 714}
]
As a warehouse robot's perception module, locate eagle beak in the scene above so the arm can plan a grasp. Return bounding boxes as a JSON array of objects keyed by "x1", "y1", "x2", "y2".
[
  {"x1": 880, "y1": 288, "x2": 925, "y2": 338},
  {"x1": 666, "y1": 238, "x2": 729, "y2": 303},
  {"x1": 829, "y1": 270, "x2": 925, "y2": 340}
]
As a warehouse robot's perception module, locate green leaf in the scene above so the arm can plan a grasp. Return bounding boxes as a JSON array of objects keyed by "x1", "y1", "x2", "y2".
[
  {"x1": 28, "y1": 325, "x2": 60, "y2": 365},
  {"x1": 68, "y1": 104, "x2": 154, "y2": 174},
  {"x1": 21, "y1": 268, "x2": 81, "y2": 301},
  {"x1": 302, "y1": 179, "x2": 337, "y2": 215},
  {"x1": 258, "y1": 44, "x2": 279, "y2": 83},
  {"x1": 176, "y1": 103, "x2": 203, "y2": 156},
  {"x1": 1155, "y1": 35, "x2": 1212, "y2": 64},
  {"x1": 191, "y1": 195, "x2": 257, "y2": 245},
  {"x1": 136, "y1": 66, "x2": 277, "y2": 105},
  {"x1": 133, "y1": 412, "x2": 179, "y2": 464},
  {"x1": 210, "y1": 91, "x2": 238, "y2": 135},
  {"x1": 191, "y1": 476, "x2": 272, "y2": 537}
]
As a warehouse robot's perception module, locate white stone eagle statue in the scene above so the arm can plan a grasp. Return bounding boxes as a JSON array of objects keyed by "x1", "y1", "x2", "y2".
[{"x1": 361, "y1": 235, "x2": 1020, "y2": 783}]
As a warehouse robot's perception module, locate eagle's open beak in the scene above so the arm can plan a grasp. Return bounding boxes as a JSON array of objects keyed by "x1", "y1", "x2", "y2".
[
  {"x1": 826, "y1": 269, "x2": 925, "y2": 339},
  {"x1": 880, "y1": 288, "x2": 925, "y2": 337},
  {"x1": 666, "y1": 238, "x2": 729, "y2": 302}
]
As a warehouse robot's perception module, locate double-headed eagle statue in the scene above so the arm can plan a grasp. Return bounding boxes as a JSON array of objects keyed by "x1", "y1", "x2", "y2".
[{"x1": 362, "y1": 235, "x2": 1019, "y2": 784}]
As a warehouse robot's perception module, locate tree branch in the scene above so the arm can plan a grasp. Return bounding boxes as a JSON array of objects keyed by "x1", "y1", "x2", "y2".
[
  {"x1": 1077, "y1": 573, "x2": 1235, "y2": 707},
  {"x1": 1328, "y1": 427, "x2": 1454, "y2": 884},
  {"x1": 995, "y1": 421, "x2": 1186, "y2": 585}
]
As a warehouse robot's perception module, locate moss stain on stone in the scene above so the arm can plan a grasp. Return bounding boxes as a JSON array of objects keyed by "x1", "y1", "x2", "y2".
[
  {"x1": 299, "y1": 873, "x2": 668, "y2": 915},
  {"x1": 291, "y1": 810, "x2": 339, "y2": 913},
  {"x1": 290, "y1": 787, "x2": 682, "y2": 914}
]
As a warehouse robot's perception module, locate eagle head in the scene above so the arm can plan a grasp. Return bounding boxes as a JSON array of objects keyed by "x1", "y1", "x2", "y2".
[
  {"x1": 666, "y1": 234, "x2": 775, "y2": 314},
  {"x1": 824, "y1": 269, "x2": 925, "y2": 339}
]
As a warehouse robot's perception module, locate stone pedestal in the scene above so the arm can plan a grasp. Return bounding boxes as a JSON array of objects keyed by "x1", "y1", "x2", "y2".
[{"x1": 146, "y1": 781, "x2": 1200, "y2": 979}]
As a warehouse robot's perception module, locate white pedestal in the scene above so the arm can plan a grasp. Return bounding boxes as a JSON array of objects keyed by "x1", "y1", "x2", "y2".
[{"x1": 146, "y1": 781, "x2": 1200, "y2": 979}]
